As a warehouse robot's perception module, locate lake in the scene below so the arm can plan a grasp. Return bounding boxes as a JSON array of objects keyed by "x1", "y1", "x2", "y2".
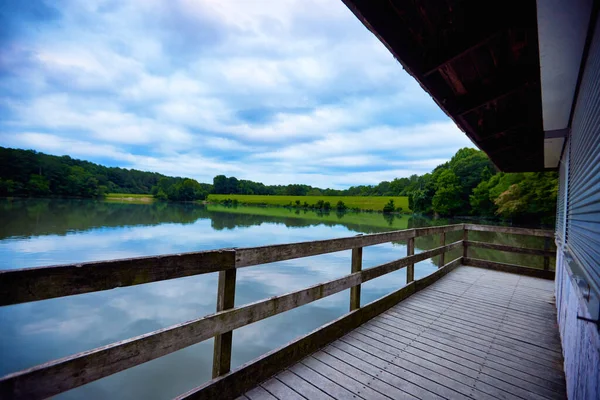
[{"x1": 0, "y1": 199, "x2": 552, "y2": 399}]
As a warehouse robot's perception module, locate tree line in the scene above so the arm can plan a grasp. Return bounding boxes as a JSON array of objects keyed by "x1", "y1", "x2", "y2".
[
  {"x1": 0, "y1": 147, "x2": 209, "y2": 201},
  {"x1": 405, "y1": 148, "x2": 557, "y2": 222},
  {"x1": 0, "y1": 146, "x2": 557, "y2": 221}
]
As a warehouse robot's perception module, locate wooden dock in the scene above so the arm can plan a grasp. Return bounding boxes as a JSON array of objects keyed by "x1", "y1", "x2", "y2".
[
  {"x1": 240, "y1": 266, "x2": 565, "y2": 400},
  {"x1": 0, "y1": 224, "x2": 563, "y2": 400}
]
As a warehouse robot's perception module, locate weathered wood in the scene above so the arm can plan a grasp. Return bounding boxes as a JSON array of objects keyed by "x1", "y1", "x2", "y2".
[
  {"x1": 350, "y1": 242, "x2": 362, "y2": 311},
  {"x1": 259, "y1": 379, "x2": 304, "y2": 400},
  {"x1": 0, "y1": 250, "x2": 236, "y2": 306},
  {"x1": 177, "y1": 282, "x2": 416, "y2": 400},
  {"x1": 465, "y1": 240, "x2": 556, "y2": 257},
  {"x1": 406, "y1": 237, "x2": 415, "y2": 283},
  {"x1": 314, "y1": 350, "x2": 412, "y2": 400},
  {"x1": 463, "y1": 257, "x2": 555, "y2": 280},
  {"x1": 178, "y1": 259, "x2": 463, "y2": 400},
  {"x1": 0, "y1": 222, "x2": 562, "y2": 400},
  {"x1": 276, "y1": 370, "x2": 333, "y2": 399},
  {"x1": 235, "y1": 229, "x2": 416, "y2": 267},
  {"x1": 413, "y1": 224, "x2": 465, "y2": 237},
  {"x1": 0, "y1": 223, "x2": 551, "y2": 307},
  {"x1": 464, "y1": 224, "x2": 555, "y2": 238},
  {"x1": 463, "y1": 229, "x2": 469, "y2": 258},
  {"x1": 289, "y1": 363, "x2": 355, "y2": 399},
  {"x1": 235, "y1": 224, "x2": 464, "y2": 267},
  {"x1": 415, "y1": 257, "x2": 462, "y2": 291},
  {"x1": 438, "y1": 232, "x2": 446, "y2": 268},
  {"x1": 543, "y1": 237, "x2": 551, "y2": 271},
  {"x1": 245, "y1": 386, "x2": 277, "y2": 400},
  {"x1": 0, "y1": 241, "x2": 461, "y2": 400},
  {"x1": 300, "y1": 357, "x2": 389, "y2": 400},
  {"x1": 0, "y1": 274, "x2": 358, "y2": 399},
  {"x1": 213, "y1": 268, "x2": 237, "y2": 378},
  {"x1": 361, "y1": 241, "x2": 462, "y2": 283}
]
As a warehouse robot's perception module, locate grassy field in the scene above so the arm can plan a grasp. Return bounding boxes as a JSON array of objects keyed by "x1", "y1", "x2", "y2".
[
  {"x1": 207, "y1": 194, "x2": 410, "y2": 212},
  {"x1": 207, "y1": 204, "x2": 411, "y2": 230},
  {"x1": 105, "y1": 193, "x2": 154, "y2": 203}
]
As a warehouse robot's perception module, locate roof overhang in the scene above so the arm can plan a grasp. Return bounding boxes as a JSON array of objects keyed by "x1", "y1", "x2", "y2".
[
  {"x1": 342, "y1": 0, "x2": 545, "y2": 172},
  {"x1": 537, "y1": 0, "x2": 593, "y2": 168}
]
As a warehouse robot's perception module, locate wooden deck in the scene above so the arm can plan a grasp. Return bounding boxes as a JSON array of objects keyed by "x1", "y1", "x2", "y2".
[
  {"x1": 240, "y1": 266, "x2": 566, "y2": 400},
  {"x1": 0, "y1": 224, "x2": 561, "y2": 400}
]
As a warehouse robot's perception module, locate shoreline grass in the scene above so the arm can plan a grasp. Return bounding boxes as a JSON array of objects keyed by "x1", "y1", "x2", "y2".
[
  {"x1": 207, "y1": 194, "x2": 410, "y2": 212},
  {"x1": 206, "y1": 204, "x2": 411, "y2": 230},
  {"x1": 105, "y1": 193, "x2": 154, "y2": 204}
]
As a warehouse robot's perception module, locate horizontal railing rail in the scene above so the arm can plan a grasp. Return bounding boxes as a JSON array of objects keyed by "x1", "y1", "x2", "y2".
[
  {"x1": 0, "y1": 223, "x2": 556, "y2": 400},
  {"x1": 0, "y1": 224, "x2": 465, "y2": 307}
]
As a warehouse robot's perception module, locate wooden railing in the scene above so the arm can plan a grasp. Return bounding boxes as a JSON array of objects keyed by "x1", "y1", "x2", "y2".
[{"x1": 0, "y1": 223, "x2": 555, "y2": 400}]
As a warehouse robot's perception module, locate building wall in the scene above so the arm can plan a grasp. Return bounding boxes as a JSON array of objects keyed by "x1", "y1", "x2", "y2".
[
  {"x1": 555, "y1": 10, "x2": 600, "y2": 400},
  {"x1": 555, "y1": 250, "x2": 600, "y2": 400}
]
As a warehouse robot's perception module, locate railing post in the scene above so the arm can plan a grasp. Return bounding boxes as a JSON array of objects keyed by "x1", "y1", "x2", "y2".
[
  {"x1": 463, "y1": 227, "x2": 469, "y2": 259},
  {"x1": 212, "y1": 267, "x2": 237, "y2": 378},
  {"x1": 350, "y1": 239, "x2": 363, "y2": 311},
  {"x1": 407, "y1": 235, "x2": 415, "y2": 283},
  {"x1": 543, "y1": 237, "x2": 551, "y2": 271},
  {"x1": 438, "y1": 232, "x2": 446, "y2": 268}
]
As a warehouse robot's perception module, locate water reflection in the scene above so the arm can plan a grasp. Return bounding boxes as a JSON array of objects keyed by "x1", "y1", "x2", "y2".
[{"x1": 0, "y1": 199, "x2": 552, "y2": 399}]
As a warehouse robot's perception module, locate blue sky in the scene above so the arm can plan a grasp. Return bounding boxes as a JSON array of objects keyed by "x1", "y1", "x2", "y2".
[{"x1": 0, "y1": 0, "x2": 473, "y2": 188}]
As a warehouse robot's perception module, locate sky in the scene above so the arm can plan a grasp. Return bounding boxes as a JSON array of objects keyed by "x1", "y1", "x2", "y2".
[{"x1": 0, "y1": 0, "x2": 474, "y2": 189}]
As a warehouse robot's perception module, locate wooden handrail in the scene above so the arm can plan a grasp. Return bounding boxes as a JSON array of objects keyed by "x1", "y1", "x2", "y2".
[
  {"x1": 0, "y1": 249, "x2": 236, "y2": 306},
  {"x1": 463, "y1": 258, "x2": 555, "y2": 279},
  {"x1": 0, "y1": 224, "x2": 464, "y2": 306},
  {"x1": 464, "y1": 240, "x2": 556, "y2": 257},
  {"x1": 234, "y1": 224, "x2": 464, "y2": 267},
  {"x1": 0, "y1": 223, "x2": 556, "y2": 400},
  {"x1": 0, "y1": 240, "x2": 462, "y2": 399},
  {"x1": 464, "y1": 223, "x2": 555, "y2": 238}
]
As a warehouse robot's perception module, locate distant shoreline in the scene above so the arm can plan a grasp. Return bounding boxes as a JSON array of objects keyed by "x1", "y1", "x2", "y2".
[{"x1": 104, "y1": 193, "x2": 154, "y2": 203}]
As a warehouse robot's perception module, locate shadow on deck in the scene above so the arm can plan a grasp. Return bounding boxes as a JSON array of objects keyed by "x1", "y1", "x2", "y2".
[{"x1": 241, "y1": 266, "x2": 565, "y2": 400}]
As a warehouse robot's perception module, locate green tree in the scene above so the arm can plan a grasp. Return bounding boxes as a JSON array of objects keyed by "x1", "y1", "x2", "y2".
[
  {"x1": 336, "y1": 200, "x2": 347, "y2": 211},
  {"x1": 27, "y1": 174, "x2": 50, "y2": 196},
  {"x1": 383, "y1": 199, "x2": 395, "y2": 213},
  {"x1": 431, "y1": 170, "x2": 462, "y2": 216}
]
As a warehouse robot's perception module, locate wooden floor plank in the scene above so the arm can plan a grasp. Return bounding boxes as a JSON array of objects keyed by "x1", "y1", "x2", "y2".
[
  {"x1": 260, "y1": 378, "x2": 305, "y2": 400},
  {"x1": 276, "y1": 370, "x2": 334, "y2": 400},
  {"x1": 391, "y1": 304, "x2": 561, "y2": 351},
  {"x1": 338, "y1": 336, "x2": 472, "y2": 400},
  {"x1": 359, "y1": 320, "x2": 566, "y2": 396},
  {"x1": 288, "y1": 362, "x2": 357, "y2": 399},
  {"x1": 301, "y1": 356, "x2": 390, "y2": 400},
  {"x1": 329, "y1": 340, "x2": 446, "y2": 400},
  {"x1": 246, "y1": 386, "x2": 278, "y2": 400},
  {"x1": 346, "y1": 328, "x2": 501, "y2": 400},
  {"x1": 242, "y1": 266, "x2": 566, "y2": 400},
  {"x1": 391, "y1": 304, "x2": 564, "y2": 359},
  {"x1": 319, "y1": 347, "x2": 419, "y2": 399}
]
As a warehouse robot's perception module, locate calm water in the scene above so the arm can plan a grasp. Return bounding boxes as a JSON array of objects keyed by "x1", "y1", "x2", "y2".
[{"x1": 0, "y1": 199, "x2": 551, "y2": 399}]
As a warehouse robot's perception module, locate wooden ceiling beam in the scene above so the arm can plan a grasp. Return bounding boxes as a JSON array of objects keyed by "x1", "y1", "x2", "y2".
[
  {"x1": 476, "y1": 122, "x2": 530, "y2": 145},
  {"x1": 455, "y1": 80, "x2": 535, "y2": 117},
  {"x1": 423, "y1": 31, "x2": 503, "y2": 77}
]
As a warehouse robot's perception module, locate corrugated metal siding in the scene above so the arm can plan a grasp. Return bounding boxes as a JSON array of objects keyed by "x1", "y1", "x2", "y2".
[
  {"x1": 557, "y1": 144, "x2": 566, "y2": 240},
  {"x1": 567, "y1": 21, "x2": 600, "y2": 295}
]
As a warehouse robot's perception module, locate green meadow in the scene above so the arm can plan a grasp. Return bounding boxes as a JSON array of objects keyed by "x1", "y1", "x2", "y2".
[
  {"x1": 206, "y1": 204, "x2": 411, "y2": 231},
  {"x1": 207, "y1": 194, "x2": 410, "y2": 212}
]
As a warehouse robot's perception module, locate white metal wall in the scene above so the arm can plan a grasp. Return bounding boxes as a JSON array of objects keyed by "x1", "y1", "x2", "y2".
[{"x1": 566, "y1": 15, "x2": 600, "y2": 300}]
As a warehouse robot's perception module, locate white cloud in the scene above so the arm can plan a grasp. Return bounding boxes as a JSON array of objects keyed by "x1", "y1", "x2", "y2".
[{"x1": 0, "y1": 0, "x2": 476, "y2": 188}]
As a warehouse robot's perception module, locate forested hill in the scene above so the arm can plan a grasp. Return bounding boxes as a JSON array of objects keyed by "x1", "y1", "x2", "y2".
[
  {"x1": 0, "y1": 147, "x2": 211, "y2": 200},
  {"x1": 404, "y1": 148, "x2": 558, "y2": 223},
  {"x1": 0, "y1": 146, "x2": 557, "y2": 222}
]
